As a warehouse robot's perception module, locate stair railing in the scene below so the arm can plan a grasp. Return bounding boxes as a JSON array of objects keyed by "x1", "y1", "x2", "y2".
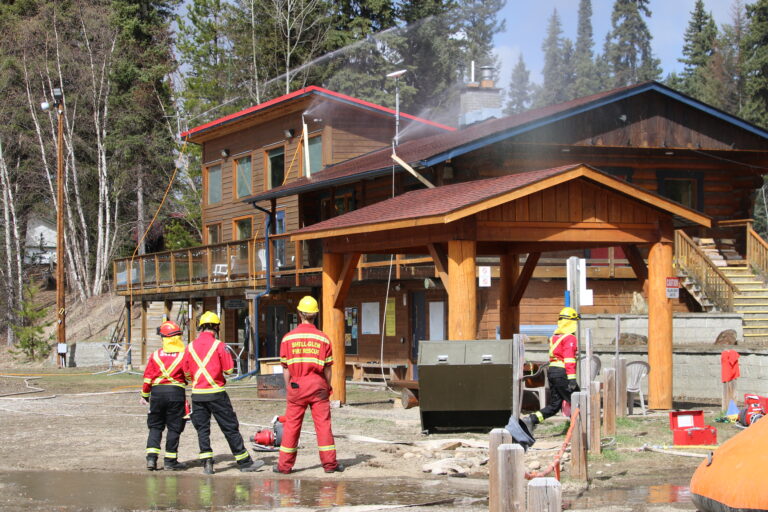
[
  {"x1": 674, "y1": 230, "x2": 737, "y2": 312},
  {"x1": 747, "y1": 226, "x2": 768, "y2": 280}
]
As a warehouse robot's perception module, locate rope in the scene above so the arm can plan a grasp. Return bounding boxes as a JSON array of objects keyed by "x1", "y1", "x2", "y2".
[{"x1": 525, "y1": 407, "x2": 579, "y2": 480}]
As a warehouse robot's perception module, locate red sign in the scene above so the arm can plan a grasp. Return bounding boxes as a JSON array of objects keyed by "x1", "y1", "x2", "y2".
[{"x1": 666, "y1": 277, "x2": 680, "y2": 289}]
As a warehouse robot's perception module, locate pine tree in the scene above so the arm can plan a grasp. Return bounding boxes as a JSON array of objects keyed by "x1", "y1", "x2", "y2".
[
  {"x1": 678, "y1": 0, "x2": 718, "y2": 97},
  {"x1": 505, "y1": 54, "x2": 531, "y2": 114},
  {"x1": 605, "y1": 0, "x2": 662, "y2": 87},
  {"x1": 535, "y1": 9, "x2": 568, "y2": 106},
  {"x1": 740, "y1": 0, "x2": 768, "y2": 128},
  {"x1": 572, "y1": 0, "x2": 599, "y2": 98}
]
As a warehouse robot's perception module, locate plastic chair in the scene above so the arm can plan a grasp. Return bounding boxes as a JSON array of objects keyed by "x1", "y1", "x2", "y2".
[{"x1": 626, "y1": 361, "x2": 650, "y2": 415}]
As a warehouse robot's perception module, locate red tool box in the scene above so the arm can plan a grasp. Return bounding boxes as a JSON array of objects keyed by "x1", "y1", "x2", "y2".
[{"x1": 668, "y1": 410, "x2": 717, "y2": 446}]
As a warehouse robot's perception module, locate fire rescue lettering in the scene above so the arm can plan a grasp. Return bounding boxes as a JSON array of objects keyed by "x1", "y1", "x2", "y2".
[{"x1": 292, "y1": 340, "x2": 322, "y2": 354}]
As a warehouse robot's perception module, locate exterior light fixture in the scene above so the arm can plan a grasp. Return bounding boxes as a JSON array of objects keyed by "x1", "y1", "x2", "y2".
[
  {"x1": 283, "y1": 128, "x2": 295, "y2": 139},
  {"x1": 221, "y1": 149, "x2": 230, "y2": 158},
  {"x1": 665, "y1": 151, "x2": 675, "y2": 156}
]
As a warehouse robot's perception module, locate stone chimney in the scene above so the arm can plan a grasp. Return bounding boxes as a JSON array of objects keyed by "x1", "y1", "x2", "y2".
[{"x1": 459, "y1": 65, "x2": 502, "y2": 127}]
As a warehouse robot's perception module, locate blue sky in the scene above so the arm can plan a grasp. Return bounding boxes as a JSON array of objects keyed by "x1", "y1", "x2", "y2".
[{"x1": 494, "y1": 0, "x2": 738, "y2": 88}]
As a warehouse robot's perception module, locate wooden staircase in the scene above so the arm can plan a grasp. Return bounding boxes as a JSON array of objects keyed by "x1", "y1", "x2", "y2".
[{"x1": 721, "y1": 266, "x2": 768, "y2": 341}]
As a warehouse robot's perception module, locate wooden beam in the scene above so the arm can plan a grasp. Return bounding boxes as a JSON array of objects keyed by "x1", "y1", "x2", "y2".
[
  {"x1": 323, "y1": 252, "x2": 346, "y2": 403},
  {"x1": 477, "y1": 224, "x2": 659, "y2": 244},
  {"x1": 332, "y1": 253, "x2": 361, "y2": 309},
  {"x1": 427, "y1": 243, "x2": 449, "y2": 289},
  {"x1": 647, "y1": 218, "x2": 674, "y2": 410},
  {"x1": 499, "y1": 251, "x2": 519, "y2": 337},
  {"x1": 622, "y1": 244, "x2": 648, "y2": 282},
  {"x1": 447, "y1": 240, "x2": 477, "y2": 340},
  {"x1": 510, "y1": 252, "x2": 541, "y2": 306}
]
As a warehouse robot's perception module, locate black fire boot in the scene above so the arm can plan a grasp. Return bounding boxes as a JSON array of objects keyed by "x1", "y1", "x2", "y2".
[
  {"x1": 164, "y1": 458, "x2": 188, "y2": 471},
  {"x1": 146, "y1": 455, "x2": 158, "y2": 471},
  {"x1": 202, "y1": 459, "x2": 214, "y2": 475},
  {"x1": 324, "y1": 463, "x2": 345, "y2": 473},
  {"x1": 238, "y1": 459, "x2": 265, "y2": 472}
]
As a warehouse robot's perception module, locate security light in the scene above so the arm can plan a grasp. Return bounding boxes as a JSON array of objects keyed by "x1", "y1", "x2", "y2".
[
  {"x1": 283, "y1": 128, "x2": 295, "y2": 139},
  {"x1": 40, "y1": 101, "x2": 51, "y2": 112},
  {"x1": 220, "y1": 149, "x2": 230, "y2": 158},
  {"x1": 386, "y1": 69, "x2": 407, "y2": 79}
]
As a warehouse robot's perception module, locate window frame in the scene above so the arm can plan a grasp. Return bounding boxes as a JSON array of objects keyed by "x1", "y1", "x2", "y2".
[
  {"x1": 232, "y1": 215, "x2": 254, "y2": 241},
  {"x1": 205, "y1": 222, "x2": 222, "y2": 245},
  {"x1": 657, "y1": 170, "x2": 704, "y2": 210},
  {"x1": 233, "y1": 154, "x2": 253, "y2": 200},
  {"x1": 264, "y1": 144, "x2": 286, "y2": 190},
  {"x1": 205, "y1": 163, "x2": 223, "y2": 206},
  {"x1": 305, "y1": 133, "x2": 323, "y2": 176}
]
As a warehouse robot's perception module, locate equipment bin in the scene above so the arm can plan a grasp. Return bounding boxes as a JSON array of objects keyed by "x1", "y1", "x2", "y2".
[{"x1": 668, "y1": 410, "x2": 717, "y2": 445}]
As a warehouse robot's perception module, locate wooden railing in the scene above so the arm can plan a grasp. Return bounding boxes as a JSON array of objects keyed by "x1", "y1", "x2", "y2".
[
  {"x1": 674, "y1": 230, "x2": 737, "y2": 312},
  {"x1": 747, "y1": 226, "x2": 768, "y2": 279}
]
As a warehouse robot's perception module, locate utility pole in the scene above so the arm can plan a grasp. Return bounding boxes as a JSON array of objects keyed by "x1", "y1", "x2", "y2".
[{"x1": 42, "y1": 88, "x2": 66, "y2": 364}]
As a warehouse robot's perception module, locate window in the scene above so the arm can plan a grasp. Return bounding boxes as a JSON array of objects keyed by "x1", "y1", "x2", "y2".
[
  {"x1": 207, "y1": 164, "x2": 222, "y2": 204},
  {"x1": 274, "y1": 210, "x2": 286, "y2": 268},
  {"x1": 320, "y1": 190, "x2": 354, "y2": 221},
  {"x1": 234, "y1": 217, "x2": 252, "y2": 241},
  {"x1": 235, "y1": 156, "x2": 252, "y2": 198},
  {"x1": 658, "y1": 170, "x2": 702, "y2": 210},
  {"x1": 267, "y1": 147, "x2": 285, "y2": 189},
  {"x1": 206, "y1": 223, "x2": 221, "y2": 244},
  {"x1": 663, "y1": 179, "x2": 696, "y2": 208},
  {"x1": 308, "y1": 135, "x2": 323, "y2": 175}
]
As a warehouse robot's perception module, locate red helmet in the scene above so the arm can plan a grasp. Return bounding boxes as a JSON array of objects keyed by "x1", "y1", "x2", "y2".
[{"x1": 158, "y1": 321, "x2": 182, "y2": 338}]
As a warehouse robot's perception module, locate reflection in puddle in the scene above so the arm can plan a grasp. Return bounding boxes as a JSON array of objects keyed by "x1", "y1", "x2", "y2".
[
  {"x1": 0, "y1": 470, "x2": 485, "y2": 511},
  {"x1": 570, "y1": 483, "x2": 692, "y2": 508}
]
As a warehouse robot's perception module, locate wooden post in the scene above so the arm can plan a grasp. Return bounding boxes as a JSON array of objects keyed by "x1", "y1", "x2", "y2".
[
  {"x1": 648, "y1": 220, "x2": 674, "y2": 410},
  {"x1": 512, "y1": 334, "x2": 522, "y2": 418},
  {"x1": 125, "y1": 299, "x2": 132, "y2": 367},
  {"x1": 583, "y1": 329, "x2": 593, "y2": 444},
  {"x1": 163, "y1": 300, "x2": 172, "y2": 322},
  {"x1": 140, "y1": 301, "x2": 148, "y2": 365},
  {"x1": 498, "y1": 443, "x2": 526, "y2": 512},
  {"x1": 500, "y1": 251, "x2": 520, "y2": 338},
  {"x1": 447, "y1": 240, "x2": 477, "y2": 340},
  {"x1": 489, "y1": 428, "x2": 512, "y2": 512},
  {"x1": 189, "y1": 298, "x2": 197, "y2": 342},
  {"x1": 527, "y1": 478, "x2": 561, "y2": 512},
  {"x1": 603, "y1": 368, "x2": 616, "y2": 436},
  {"x1": 248, "y1": 298, "x2": 256, "y2": 372},
  {"x1": 570, "y1": 391, "x2": 588, "y2": 481},
  {"x1": 616, "y1": 358, "x2": 628, "y2": 418},
  {"x1": 219, "y1": 297, "x2": 227, "y2": 343},
  {"x1": 323, "y1": 252, "x2": 346, "y2": 403},
  {"x1": 722, "y1": 380, "x2": 737, "y2": 412},
  {"x1": 589, "y1": 381, "x2": 601, "y2": 455}
]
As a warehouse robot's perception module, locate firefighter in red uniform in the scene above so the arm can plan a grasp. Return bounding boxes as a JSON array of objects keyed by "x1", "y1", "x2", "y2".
[
  {"x1": 182, "y1": 311, "x2": 264, "y2": 474},
  {"x1": 140, "y1": 321, "x2": 188, "y2": 471},
  {"x1": 274, "y1": 296, "x2": 343, "y2": 474},
  {"x1": 522, "y1": 307, "x2": 581, "y2": 433}
]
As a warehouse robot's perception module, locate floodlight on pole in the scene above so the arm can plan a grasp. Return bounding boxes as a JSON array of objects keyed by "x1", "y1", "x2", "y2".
[
  {"x1": 41, "y1": 88, "x2": 66, "y2": 367},
  {"x1": 386, "y1": 69, "x2": 407, "y2": 146}
]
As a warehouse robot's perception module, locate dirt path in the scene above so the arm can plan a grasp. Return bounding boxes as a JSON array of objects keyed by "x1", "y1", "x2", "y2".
[{"x1": 0, "y1": 362, "x2": 737, "y2": 511}]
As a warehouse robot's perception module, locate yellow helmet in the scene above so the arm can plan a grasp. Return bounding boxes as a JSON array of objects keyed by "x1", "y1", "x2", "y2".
[
  {"x1": 558, "y1": 307, "x2": 580, "y2": 321},
  {"x1": 198, "y1": 311, "x2": 220, "y2": 327},
  {"x1": 297, "y1": 296, "x2": 319, "y2": 314}
]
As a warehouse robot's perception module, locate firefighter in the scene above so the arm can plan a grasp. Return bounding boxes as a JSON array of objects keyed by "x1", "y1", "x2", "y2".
[
  {"x1": 274, "y1": 296, "x2": 343, "y2": 474},
  {"x1": 182, "y1": 311, "x2": 263, "y2": 474},
  {"x1": 522, "y1": 307, "x2": 581, "y2": 433},
  {"x1": 140, "y1": 321, "x2": 188, "y2": 471}
]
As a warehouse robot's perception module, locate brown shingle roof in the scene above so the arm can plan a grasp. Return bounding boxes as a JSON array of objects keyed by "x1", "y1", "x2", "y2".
[{"x1": 295, "y1": 164, "x2": 578, "y2": 235}]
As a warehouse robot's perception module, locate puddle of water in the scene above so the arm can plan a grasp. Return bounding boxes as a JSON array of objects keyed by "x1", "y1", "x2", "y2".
[
  {"x1": 0, "y1": 470, "x2": 486, "y2": 511},
  {"x1": 569, "y1": 483, "x2": 693, "y2": 508}
]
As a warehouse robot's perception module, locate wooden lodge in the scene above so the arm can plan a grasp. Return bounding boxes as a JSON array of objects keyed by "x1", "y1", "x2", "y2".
[{"x1": 114, "y1": 81, "x2": 768, "y2": 407}]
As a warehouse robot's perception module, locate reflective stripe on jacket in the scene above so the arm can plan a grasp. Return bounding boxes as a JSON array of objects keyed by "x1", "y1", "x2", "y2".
[
  {"x1": 548, "y1": 333, "x2": 578, "y2": 378},
  {"x1": 280, "y1": 324, "x2": 333, "y2": 378},
  {"x1": 141, "y1": 349, "x2": 187, "y2": 397},
  {"x1": 182, "y1": 331, "x2": 234, "y2": 394}
]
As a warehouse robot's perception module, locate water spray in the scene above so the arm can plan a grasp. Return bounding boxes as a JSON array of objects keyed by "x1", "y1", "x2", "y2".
[{"x1": 302, "y1": 113, "x2": 311, "y2": 177}]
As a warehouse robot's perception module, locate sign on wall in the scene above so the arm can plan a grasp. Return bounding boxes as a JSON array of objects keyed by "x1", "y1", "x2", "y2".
[
  {"x1": 478, "y1": 266, "x2": 491, "y2": 287},
  {"x1": 344, "y1": 307, "x2": 358, "y2": 355},
  {"x1": 385, "y1": 297, "x2": 396, "y2": 336},
  {"x1": 666, "y1": 277, "x2": 681, "y2": 299},
  {"x1": 361, "y1": 301, "x2": 380, "y2": 335}
]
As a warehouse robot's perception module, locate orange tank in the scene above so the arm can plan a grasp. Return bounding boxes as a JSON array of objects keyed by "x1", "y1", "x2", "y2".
[{"x1": 690, "y1": 416, "x2": 768, "y2": 511}]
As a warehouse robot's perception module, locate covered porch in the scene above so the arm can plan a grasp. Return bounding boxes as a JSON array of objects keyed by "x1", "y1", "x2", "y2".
[{"x1": 293, "y1": 164, "x2": 711, "y2": 409}]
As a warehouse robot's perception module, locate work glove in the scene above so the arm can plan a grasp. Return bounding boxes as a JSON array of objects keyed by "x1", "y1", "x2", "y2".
[{"x1": 567, "y1": 380, "x2": 580, "y2": 393}]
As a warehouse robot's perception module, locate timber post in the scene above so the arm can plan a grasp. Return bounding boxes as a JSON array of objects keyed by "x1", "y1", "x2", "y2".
[
  {"x1": 603, "y1": 368, "x2": 616, "y2": 436},
  {"x1": 323, "y1": 252, "x2": 346, "y2": 403},
  {"x1": 616, "y1": 358, "x2": 627, "y2": 418},
  {"x1": 189, "y1": 298, "x2": 197, "y2": 342},
  {"x1": 589, "y1": 381, "x2": 601, "y2": 455},
  {"x1": 500, "y1": 251, "x2": 520, "y2": 337},
  {"x1": 498, "y1": 443, "x2": 526, "y2": 512},
  {"x1": 570, "y1": 391, "x2": 588, "y2": 481},
  {"x1": 163, "y1": 300, "x2": 172, "y2": 322},
  {"x1": 489, "y1": 428, "x2": 512, "y2": 512},
  {"x1": 527, "y1": 478, "x2": 561, "y2": 512},
  {"x1": 648, "y1": 218, "x2": 674, "y2": 410},
  {"x1": 447, "y1": 240, "x2": 477, "y2": 340},
  {"x1": 140, "y1": 301, "x2": 148, "y2": 365}
]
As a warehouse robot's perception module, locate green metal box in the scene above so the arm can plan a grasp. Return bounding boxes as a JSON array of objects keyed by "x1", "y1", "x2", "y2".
[{"x1": 418, "y1": 340, "x2": 514, "y2": 433}]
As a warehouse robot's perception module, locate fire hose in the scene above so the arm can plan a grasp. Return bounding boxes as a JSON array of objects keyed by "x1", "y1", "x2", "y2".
[{"x1": 525, "y1": 407, "x2": 580, "y2": 481}]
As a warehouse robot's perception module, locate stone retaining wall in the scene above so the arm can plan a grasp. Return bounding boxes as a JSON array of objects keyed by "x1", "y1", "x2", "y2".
[
  {"x1": 525, "y1": 346, "x2": 768, "y2": 402},
  {"x1": 580, "y1": 313, "x2": 743, "y2": 345}
]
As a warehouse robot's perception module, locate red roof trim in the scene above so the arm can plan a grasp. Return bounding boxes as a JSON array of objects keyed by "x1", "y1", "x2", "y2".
[{"x1": 180, "y1": 85, "x2": 455, "y2": 139}]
